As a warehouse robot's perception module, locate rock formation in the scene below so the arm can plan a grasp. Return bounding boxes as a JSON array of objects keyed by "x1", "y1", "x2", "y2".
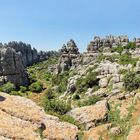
[
  {"x1": 57, "y1": 39, "x2": 81, "y2": 73},
  {"x1": 0, "y1": 47, "x2": 28, "y2": 86},
  {"x1": 5, "y1": 41, "x2": 39, "y2": 66},
  {"x1": 0, "y1": 92, "x2": 78, "y2": 140},
  {"x1": 68, "y1": 100, "x2": 109, "y2": 130}
]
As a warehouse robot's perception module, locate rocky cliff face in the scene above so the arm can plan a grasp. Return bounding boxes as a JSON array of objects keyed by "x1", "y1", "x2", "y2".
[
  {"x1": 0, "y1": 47, "x2": 28, "y2": 86},
  {"x1": 3, "y1": 41, "x2": 57, "y2": 67},
  {"x1": 6, "y1": 41, "x2": 39, "y2": 66}
]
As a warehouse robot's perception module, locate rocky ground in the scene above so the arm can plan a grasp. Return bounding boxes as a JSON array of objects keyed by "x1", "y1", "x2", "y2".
[
  {"x1": 1, "y1": 35, "x2": 140, "y2": 140},
  {"x1": 0, "y1": 92, "x2": 78, "y2": 140}
]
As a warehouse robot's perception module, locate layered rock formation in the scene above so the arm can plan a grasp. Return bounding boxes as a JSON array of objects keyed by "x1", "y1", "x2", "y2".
[
  {"x1": 0, "y1": 92, "x2": 78, "y2": 140},
  {"x1": 0, "y1": 41, "x2": 58, "y2": 86},
  {"x1": 57, "y1": 39, "x2": 81, "y2": 73},
  {"x1": 1, "y1": 41, "x2": 58, "y2": 67},
  {"x1": 0, "y1": 47, "x2": 28, "y2": 86},
  {"x1": 5, "y1": 41, "x2": 38, "y2": 66}
]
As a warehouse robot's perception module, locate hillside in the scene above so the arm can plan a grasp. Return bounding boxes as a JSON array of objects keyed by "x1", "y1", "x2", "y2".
[{"x1": 1, "y1": 35, "x2": 140, "y2": 140}]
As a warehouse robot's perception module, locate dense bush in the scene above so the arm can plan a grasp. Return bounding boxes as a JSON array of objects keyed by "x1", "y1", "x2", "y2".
[
  {"x1": 51, "y1": 71, "x2": 73, "y2": 93},
  {"x1": 20, "y1": 86, "x2": 27, "y2": 93},
  {"x1": 43, "y1": 98, "x2": 71, "y2": 115},
  {"x1": 29, "y1": 81, "x2": 43, "y2": 93},
  {"x1": 72, "y1": 94, "x2": 80, "y2": 100},
  {"x1": 123, "y1": 71, "x2": 140, "y2": 91},
  {"x1": 124, "y1": 42, "x2": 136, "y2": 50},
  {"x1": 119, "y1": 54, "x2": 138, "y2": 67},
  {"x1": 76, "y1": 71, "x2": 99, "y2": 94},
  {"x1": 111, "y1": 45, "x2": 123, "y2": 54},
  {"x1": 0, "y1": 82, "x2": 15, "y2": 93},
  {"x1": 44, "y1": 88, "x2": 55, "y2": 99}
]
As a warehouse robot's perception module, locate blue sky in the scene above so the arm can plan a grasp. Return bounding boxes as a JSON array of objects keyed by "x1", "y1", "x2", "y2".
[{"x1": 0, "y1": 0, "x2": 140, "y2": 52}]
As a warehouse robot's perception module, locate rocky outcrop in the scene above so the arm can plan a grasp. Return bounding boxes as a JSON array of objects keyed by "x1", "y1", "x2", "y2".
[
  {"x1": 57, "y1": 39, "x2": 81, "y2": 73},
  {"x1": 5, "y1": 41, "x2": 39, "y2": 66},
  {"x1": 0, "y1": 47, "x2": 28, "y2": 86},
  {"x1": 0, "y1": 92, "x2": 78, "y2": 140},
  {"x1": 68, "y1": 100, "x2": 109, "y2": 129},
  {"x1": 3, "y1": 41, "x2": 57, "y2": 67},
  {"x1": 64, "y1": 75, "x2": 80, "y2": 95}
]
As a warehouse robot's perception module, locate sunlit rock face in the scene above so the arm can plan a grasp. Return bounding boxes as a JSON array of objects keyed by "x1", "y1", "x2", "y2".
[
  {"x1": 58, "y1": 39, "x2": 81, "y2": 73},
  {"x1": 5, "y1": 41, "x2": 39, "y2": 66},
  {"x1": 0, "y1": 47, "x2": 28, "y2": 86},
  {"x1": 0, "y1": 92, "x2": 78, "y2": 140}
]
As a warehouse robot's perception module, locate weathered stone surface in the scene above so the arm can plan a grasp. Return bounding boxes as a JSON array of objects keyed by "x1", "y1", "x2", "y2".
[
  {"x1": 83, "y1": 123, "x2": 111, "y2": 140},
  {"x1": 68, "y1": 100, "x2": 108, "y2": 125},
  {"x1": 64, "y1": 75, "x2": 80, "y2": 95},
  {"x1": 127, "y1": 125, "x2": 140, "y2": 140},
  {"x1": 96, "y1": 61, "x2": 120, "y2": 75},
  {"x1": 6, "y1": 41, "x2": 39, "y2": 66},
  {"x1": 0, "y1": 92, "x2": 78, "y2": 140},
  {"x1": 99, "y1": 77, "x2": 108, "y2": 88},
  {"x1": 110, "y1": 126, "x2": 122, "y2": 135},
  {"x1": 0, "y1": 47, "x2": 28, "y2": 86},
  {"x1": 58, "y1": 39, "x2": 81, "y2": 73}
]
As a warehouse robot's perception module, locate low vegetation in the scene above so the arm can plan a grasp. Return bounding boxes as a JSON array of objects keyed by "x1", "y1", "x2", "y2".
[{"x1": 123, "y1": 70, "x2": 140, "y2": 91}]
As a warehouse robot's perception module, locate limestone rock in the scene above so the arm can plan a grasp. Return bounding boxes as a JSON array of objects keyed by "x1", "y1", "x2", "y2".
[
  {"x1": 110, "y1": 126, "x2": 122, "y2": 135},
  {"x1": 58, "y1": 39, "x2": 81, "y2": 73},
  {"x1": 6, "y1": 41, "x2": 39, "y2": 66},
  {"x1": 68, "y1": 100, "x2": 109, "y2": 126},
  {"x1": 99, "y1": 77, "x2": 108, "y2": 88},
  {"x1": 96, "y1": 60, "x2": 120, "y2": 75},
  {"x1": 0, "y1": 47, "x2": 28, "y2": 86},
  {"x1": 64, "y1": 75, "x2": 80, "y2": 95},
  {"x1": 0, "y1": 92, "x2": 78, "y2": 140},
  {"x1": 83, "y1": 123, "x2": 111, "y2": 140},
  {"x1": 127, "y1": 125, "x2": 140, "y2": 140}
]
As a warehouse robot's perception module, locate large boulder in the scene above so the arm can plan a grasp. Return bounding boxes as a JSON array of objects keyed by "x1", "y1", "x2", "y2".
[
  {"x1": 99, "y1": 77, "x2": 108, "y2": 88},
  {"x1": 68, "y1": 100, "x2": 109, "y2": 127},
  {"x1": 0, "y1": 92, "x2": 78, "y2": 140}
]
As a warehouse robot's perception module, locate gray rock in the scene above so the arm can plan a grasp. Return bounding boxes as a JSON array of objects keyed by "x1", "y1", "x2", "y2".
[
  {"x1": 110, "y1": 126, "x2": 122, "y2": 135},
  {"x1": 99, "y1": 77, "x2": 108, "y2": 88},
  {"x1": 0, "y1": 47, "x2": 28, "y2": 86},
  {"x1": 57, "y1": 39, "x2": 81, "y2": 73},
  {"x1": 68, "y1": 100, "x2": 109, "y2": 126}
]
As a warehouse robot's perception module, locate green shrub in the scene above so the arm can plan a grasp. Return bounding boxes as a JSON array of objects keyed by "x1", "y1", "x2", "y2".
[
  {"x1": 124, "y1": 42, "x2": 136, "y2": 50},
  {"x1": 20, "y1": 86, "x2": 27, "y2": 93},
  {"x1": 0, "y1": 82, "x2": 15, "y2": 93},
  {"x1": 76, "y1": 71, "x2": 99, "y2": 94},
  {"x1": 45, "y1": 88, "x2": 55, "y2": 99},
  {"x1": 60, "y1": 115, "x2": 78, "y2": 125},
  {"x1": 51, "y1": 72, "x2": 70, "y2": 93},
  {"x1": 111, "y1": 45, "x2": 123, "y2": 54},
  {"x1": 73, "y1": 94, "x2": 80, "y2": 100},
  {"x1": 77, "y1": 96, "x2": 103, "y2": 107},
  {"x1": 123, "y1": 71, "x2": 140, "y2": 91},
  {"x1": 119, "y1": 54, "x2": 138, "y2": 67},
  {"x1": 29, "y1": 81, "x2": 43, "y2": 93},
  {"x1": 77, "y1": 131, "x2": 84, "y2": 140},
  {"x1": 43, "y1": 99, "x2": 71, "y2": 115}
]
